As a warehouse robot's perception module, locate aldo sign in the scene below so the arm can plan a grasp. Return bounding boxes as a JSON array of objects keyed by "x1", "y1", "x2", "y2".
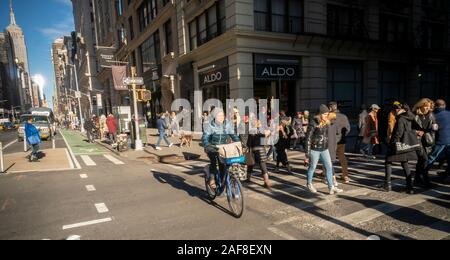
[
  {"x1": 255, "y1": 64, "x2": 300, "y2": 80},
  {"x1": 200, "y1": 67, "x2": 229, "y2": 87}
]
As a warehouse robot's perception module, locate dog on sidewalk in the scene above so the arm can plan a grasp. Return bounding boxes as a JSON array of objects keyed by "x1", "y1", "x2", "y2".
[{"x1": 179, "y1": 133, "x2": 193, "y2": 148}]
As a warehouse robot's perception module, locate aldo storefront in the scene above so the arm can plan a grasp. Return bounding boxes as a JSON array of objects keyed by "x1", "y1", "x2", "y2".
[
  {"x1": 254, "y1": 54, "x2": 301, "y2": 116},
  {"x1": 198, "y1": 57, "x2": 230, "y2": 107}
]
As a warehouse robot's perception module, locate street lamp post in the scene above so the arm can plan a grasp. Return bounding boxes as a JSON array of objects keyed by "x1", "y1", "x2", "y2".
[{"x1": 68, "y1": 64, "x2": 85, "y2": 133}]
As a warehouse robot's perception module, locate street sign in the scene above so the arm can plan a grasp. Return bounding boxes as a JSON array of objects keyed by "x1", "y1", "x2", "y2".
[
  {"x1": 75, "y1": 91, "x2": 81, "y2": 99},
  {"x1": 123, "y1": 77, "x2": 144, "y2": 86}
]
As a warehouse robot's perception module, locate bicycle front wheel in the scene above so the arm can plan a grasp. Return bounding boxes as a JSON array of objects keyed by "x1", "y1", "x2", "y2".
[
  {"x1": 227, "y1": 175, "x2": 244, "y2": 218},
  {"x1": 205, "y1": 171, "x2": 217, "y2": 200}
]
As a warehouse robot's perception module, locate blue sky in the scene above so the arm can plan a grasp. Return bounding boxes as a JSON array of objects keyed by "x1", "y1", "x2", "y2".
[{"x1": 1, "y1": 0, "x2": 74, "y2": 108}]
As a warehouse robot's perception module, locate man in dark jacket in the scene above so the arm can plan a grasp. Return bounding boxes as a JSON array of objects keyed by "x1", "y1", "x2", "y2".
[
  {"x1": 329, "y1": 102, "x2": 351, "y2": 183},
  {"x1": 427, "y1": 99, "x2": 450, "y2": 181},
  {"x1": 84, "y1": 116, "x2": 95, "y2": 143}
]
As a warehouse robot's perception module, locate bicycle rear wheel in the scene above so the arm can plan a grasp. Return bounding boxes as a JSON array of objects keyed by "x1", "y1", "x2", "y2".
[{"x1": 227, "y1": 175, "x2": 244, "y2": 218}]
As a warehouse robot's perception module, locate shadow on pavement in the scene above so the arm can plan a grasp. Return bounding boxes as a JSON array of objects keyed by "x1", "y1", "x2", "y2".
[{"x1": 152, "y1": 171, "x2": 237, "y2": 218}]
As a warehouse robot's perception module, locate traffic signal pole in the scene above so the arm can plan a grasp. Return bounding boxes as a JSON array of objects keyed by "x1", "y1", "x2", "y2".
[{"x1": 131, "y1": 67, "x2": 143, "y2": 151}]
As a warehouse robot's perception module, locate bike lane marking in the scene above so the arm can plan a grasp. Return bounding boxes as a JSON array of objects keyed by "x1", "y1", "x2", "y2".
[
  {"x1": 60, "y1": 130, "x2": 81, "y2": 169},
  {"x1": 103, "y1": 154, "x2": 124, "y2": 165},
  {"x1": 60, "y1": 130, "x2": 108, "y2": 156},
  {"x1": 80, "y1": 155, "x2": 96, "y2": 166}
]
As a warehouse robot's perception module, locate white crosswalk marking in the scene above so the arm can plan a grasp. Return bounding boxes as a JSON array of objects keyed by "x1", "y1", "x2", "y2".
[
  {"x1": 103, "y1": 154, "x2": 125, "y2": 165},
  {"x1": 95, "y1": 203, "x2": 109, "y2": 214},
  {"x1": 161, "y1": 153, "x2": 450, "y2": 240},
  {"x1": 80, "y1": 155, "x2": 96, "y2": 166},
  {"x1": 86, "y1": 185, "x2": 96, "y2": 192}
]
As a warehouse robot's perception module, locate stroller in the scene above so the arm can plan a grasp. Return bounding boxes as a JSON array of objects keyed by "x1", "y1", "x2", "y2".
[{"x1": 112, "y1": 132, "x2": 129, "y2": 152}]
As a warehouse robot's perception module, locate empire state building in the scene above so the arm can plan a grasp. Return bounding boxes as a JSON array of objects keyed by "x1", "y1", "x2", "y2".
[{"x1": 5, "y1": 0, "x2": 33, "y2": 110}]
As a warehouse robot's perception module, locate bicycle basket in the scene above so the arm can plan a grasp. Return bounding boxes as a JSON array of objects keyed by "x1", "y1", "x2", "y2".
[{"x1": 216, "y1": 142, "x2": 244, "y2": 159}]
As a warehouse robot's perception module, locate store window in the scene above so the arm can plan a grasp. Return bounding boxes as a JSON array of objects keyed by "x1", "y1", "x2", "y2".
[
  {"x1": 379, "y1": 63, "x2": 407, "y2": 104},
  {"x1": 327, "y1": 60, "x2": 363, "y2": 116}
]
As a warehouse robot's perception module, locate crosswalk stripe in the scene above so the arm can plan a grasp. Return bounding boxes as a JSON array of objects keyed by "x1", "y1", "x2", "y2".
[
  {"x1": 327, "y1": 186, "x2": 450, "y2": 228},
  {"x1": 282, "y1": 186, "x2": 450, "y2": 240},
  {"x1": 103, "y1": 154, "x2": 125, "y2": 165},
  {"x1": 410, "y1": 220, "x2": 450, "y2": 240},
  {"x1": 80, "y1": 155, "x2": 96, "y2": 166}
]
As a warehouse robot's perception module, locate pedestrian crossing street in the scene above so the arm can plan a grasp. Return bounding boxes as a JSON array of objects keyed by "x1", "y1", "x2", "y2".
[
  {"x1": 156, "y1": 152, "x2": 450, "y2": 240},
  {"x1": 77, "y1": 154, "x2": 126, "y2": 167}
]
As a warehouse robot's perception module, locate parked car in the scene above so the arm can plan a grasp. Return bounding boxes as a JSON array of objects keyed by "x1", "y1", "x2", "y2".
[
  {"x1": 18, "y1": 114, "x2": 53, "y2": 142},
  {"x1": 2, "y1": 121, "x2": 15, "y2": 130}
]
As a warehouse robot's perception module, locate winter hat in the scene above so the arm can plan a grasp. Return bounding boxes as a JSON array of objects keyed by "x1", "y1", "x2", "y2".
[{"x1": 318, "y1": 104, "x2": 330, "y2": 115}]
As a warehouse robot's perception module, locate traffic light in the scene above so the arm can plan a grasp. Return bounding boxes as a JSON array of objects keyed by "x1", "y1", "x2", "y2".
[{"x1": 137, "y1": 89, "x2": 151, "y2": 102}]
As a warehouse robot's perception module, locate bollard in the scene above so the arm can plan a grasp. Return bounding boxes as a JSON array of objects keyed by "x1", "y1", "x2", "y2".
[
  {"x1": 23, "y1": 136, "x2": 27, "y2": 152},
  {"x1": 52, "y1": 133, "x2": 56, "y2": 150},
  {"x1": 0, "y1": 142, "x2": 4, "y2": 173}
]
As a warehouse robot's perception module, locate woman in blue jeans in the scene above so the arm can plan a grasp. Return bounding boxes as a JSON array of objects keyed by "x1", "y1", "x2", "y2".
[
  {"x1": 305, "y1": 105, "x2": 344, "y2": 195},
  {"x1": 155, "y1": 113, "x2": 173, "y2": 150}
]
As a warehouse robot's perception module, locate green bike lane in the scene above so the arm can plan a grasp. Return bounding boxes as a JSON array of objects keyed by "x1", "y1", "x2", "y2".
[{"x1": 60, "y1": 129, "x2": 109, "y2": 156}]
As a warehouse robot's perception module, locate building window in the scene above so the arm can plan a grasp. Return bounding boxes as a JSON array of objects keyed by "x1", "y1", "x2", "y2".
[
  {"x1": 189, "y1": 21, "x2": 197, "y2": 50},
  {"x1": 140, "y1": 31, "x2": 160, "y2": 73},
  {"x1": 380, "y1": 15, "x2": 408, "y2": 44},
  {"x1": 327, "y1": 4, "x2": 365, "y2": 38},
  {"x1": 164, "y1": 20, "x2": 173, "y2": 54},
  {"x1": 138, "y1": 0, "x2": 157, "y2": 32},
  {"x1": 327, "y1": 60, "x2": 363, "y2": 116},
  {"x1": 379, "y1": 64, "x2": 406, "y2": 104},
  {"x1": 188, "y1": 0, "x2": 227, "y2": 51},
  {"x1": 419, "y1": 66, "x2": 445, "y2": 99},
  {"x1": 254, "y1": 0, "x2": 303, "y2": 34},
  {"x1": 421, "y1": 22, "x2": 445, "y2": 50},
  {"x1": 128, "y1": 16, "x2": 134, "y2": 40}
]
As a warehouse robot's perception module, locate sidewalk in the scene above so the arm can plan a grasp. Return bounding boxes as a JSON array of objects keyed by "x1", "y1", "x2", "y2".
[
  {"x1": 3, "y1": 148, "x2": 74, "y2": 174},
  {"x1": 92, "y1": 129, "x2": 207, "y2": 163}
]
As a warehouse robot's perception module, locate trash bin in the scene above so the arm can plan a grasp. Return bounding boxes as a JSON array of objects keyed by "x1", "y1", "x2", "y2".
[{"x1": 130, "y1": 118, "x2": 148, "y2": 148}]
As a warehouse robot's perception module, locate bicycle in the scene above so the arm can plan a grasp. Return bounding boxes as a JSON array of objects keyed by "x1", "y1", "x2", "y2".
[{"x1": 205, "y1": 155, "x2": 247, "y2": 218}]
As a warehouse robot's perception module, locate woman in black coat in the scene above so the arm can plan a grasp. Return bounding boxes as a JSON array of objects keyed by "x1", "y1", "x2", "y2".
[
  {"x1": 246, "y1": 120, "x2": 271, "y2": 188},
  {"x1": 275, "y1": 120, "x2": 293, "y2": 173},
  {"x1": 384, "y1": 105, "x2": 418, "y2": 194},
  {"x1": 412, "y1": 98, "x2": 437, "y2": 189}
]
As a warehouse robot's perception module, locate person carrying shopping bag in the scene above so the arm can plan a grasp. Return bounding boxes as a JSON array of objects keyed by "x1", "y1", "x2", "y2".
[{"x1": 25, "y1": 117, "x2": 42, "y2": 162}]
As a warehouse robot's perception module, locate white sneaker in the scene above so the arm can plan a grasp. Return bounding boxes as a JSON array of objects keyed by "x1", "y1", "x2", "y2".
[
  {"x1": 169, "y1": 143, "x2": 174, "y2": 148},
  {"x1": 307, "y1": 184, "x2": 318, "y2": 193},
  {"x1": 329, "y1": 187, "x2": 344, "y2": 195},
  {"x1": 155, "y1": 147, "x2": 162, "y2": 151}
]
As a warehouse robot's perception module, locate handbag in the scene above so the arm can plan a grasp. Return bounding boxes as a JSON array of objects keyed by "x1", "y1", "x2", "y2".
[
  {"x1": 27, "y1": 135, "x2": 41, "y2": 145},
  {"x1": 245, "y1": 148, "x2": 256, "y2": 166},
  {"x1": 216, "y1": 142, "x2": 244, "y2": 159},
  {"x1": 394, "y1": 130, "x2": 420, "y2": 154},
  {"x1": 424, "y1": 132, "x2": 435, "y2": 147}
]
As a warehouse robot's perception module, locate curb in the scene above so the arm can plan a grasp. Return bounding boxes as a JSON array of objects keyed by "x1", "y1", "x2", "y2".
[{"x1": 94, "y1": 140, "x2": 122, "y2": 156}]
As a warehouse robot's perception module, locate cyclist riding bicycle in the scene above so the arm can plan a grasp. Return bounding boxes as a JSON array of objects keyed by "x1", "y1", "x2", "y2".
[{"x1": 202, "y1": 108, "x2": 241, "y2": 189}]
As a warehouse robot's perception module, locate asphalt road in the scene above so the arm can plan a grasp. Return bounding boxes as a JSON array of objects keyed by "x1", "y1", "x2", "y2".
[
  {"x1": 0, "y1": 129, "x2": 66, "y2": 155},
  {"x1": 0, "y1": 131, "x2": 449, "y2": 240},
  {"x1": 0, "y1": 130, "x2": 17, "y2": 148}
]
